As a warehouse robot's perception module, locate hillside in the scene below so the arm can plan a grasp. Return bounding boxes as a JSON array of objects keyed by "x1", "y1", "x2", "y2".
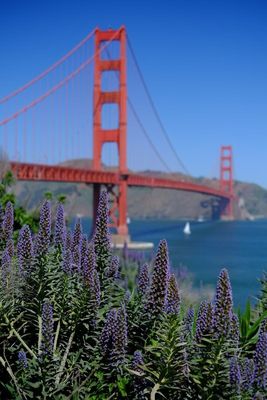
[{"x1": 12, "y1": 159, "x2": 267, "y2": 220}]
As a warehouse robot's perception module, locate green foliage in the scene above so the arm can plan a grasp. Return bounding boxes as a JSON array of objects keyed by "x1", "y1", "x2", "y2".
[
  {"x1": 0, "y1": 197, "x2": 266, "y2": 399},
  {"x1": 0, "y1": 172, "x2": 69, "y2": 238},
  {"x1": 190, "y1": 336, "x2": 232, "y2": 399},
  {"x1": 238, "y1": 300, "x2": 267, "y2": 350},
  {"x1": 0, "y1": 171, "x2": 39, "y2": 234},
  {"x1": 44, "y1": 191, "x2": 53, "y2": 201},
  {"x1": 142, "y1": 315, "x2": 188, "y2": 399},
  {"x1": 57, "y1": 194, "x2": 67, "y2": 204}
]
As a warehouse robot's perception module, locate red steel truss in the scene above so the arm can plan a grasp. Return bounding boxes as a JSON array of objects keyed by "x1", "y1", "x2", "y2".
[{"x1": 10, "y1": 161, "x2": 233, "y2": 200}]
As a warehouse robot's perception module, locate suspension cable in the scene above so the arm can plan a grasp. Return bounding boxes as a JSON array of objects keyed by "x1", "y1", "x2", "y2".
[
  {"x1": 0, "y1": 30, "x2": 120, "y2": 127},
  {"x1": 0, "y1": 29, "x2": 95, "y2": 104},
  {"x1": 127, "y1": 98, "x2": 172, "y2": 172},
  {"x1": 127, "y1": 34, "x2": 190, "y2": 176},
  {"x1": 103, "y1": 46, "x2": 172, "y2": 172}
]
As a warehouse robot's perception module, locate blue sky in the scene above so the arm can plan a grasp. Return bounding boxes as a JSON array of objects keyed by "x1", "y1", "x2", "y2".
[{"x1": 0, "y1": 0, "x2": 267, "y2": 187}]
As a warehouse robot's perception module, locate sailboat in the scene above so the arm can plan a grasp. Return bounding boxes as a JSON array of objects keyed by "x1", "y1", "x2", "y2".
[{"x1": 183, "y1": 222, "x2": 191, "y2": 235}]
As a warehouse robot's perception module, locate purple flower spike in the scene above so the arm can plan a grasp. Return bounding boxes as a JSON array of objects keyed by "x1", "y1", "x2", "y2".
[
  {"x1": 132, "y1": 350, "x2": 146, "y2": 395},
  {"x1": 72, "y1": 244, "x2": 81, "y2": 273},
  {"x1": 214, "y1": 268, "x2": 233, "y2": 338},
  {"x1": 132, "y1": 350, "x2": 144, "y2": 372},
  {"x1": 84, "y1": 242, "x2": 96, "y2": 287},
  {"x1": 65, "y1": 230, "x2": 72, "y2": 252},
  {"x1": 229, "y1": 356, "x2": 241, "y2": 393},
  {"x1": 129, "y1": 251, "x2": 144, "y2": 266},
  {"x1": 241, "y1": 358, "x2": 254, "y2": 391},
  {"x1": 18, "y1": 225, "x2": 33, "y2": 259},
  {"x1": 253, "y1": 331, "x2": 267, "y2": 390},
  {"x1": 113, "y1": 305, "x2": 128, "y2": 365},
  {"x1": 100, "y1": 309, "x2": 117, "y2": 355},
  {"x1": 2, "y1": 201, "x2": 14, "y2": 240},
  {"x1": 93, "y1": 270, "x2": 101, "y2": 307},
  {"x1": 1, "y1": 248, "x2": 11, "y2": 287},
  {"x1": 80, "y1": 235, "x2": 88, "y2": 270},
  {"x1": 82, "y1": 242, "x2": 100, "y2": 306},
  {"x1": 145, "y1": 240, "x2": 169, "y2": 316},
  {"x1": 100, "y1": 305, "x2": 128, "y2": 366},
  {"x1": 182, "y1": 348, "x2": 190, "y2": 378},
  {"x1": 62, "y1": 249, "x2": 73, "y2": 274},
  {"x1": 18, "y1": 225, "x2": 33, "y2": 275},
  {"x1": 195, "y1": 301, "x2": 213, "y2": 342},
  {"x1": 185, "y1": 306, "x2": 194, "y2": 335},
  {"x1": 137, "y1": 263, "x2": 149, "y2": 296},
  {"x1": 18, "y1": 351, "x2": 28, "y2": 369},
  {"x1": 34, "y1": 201, "x2": 51, "y2": 256},
  {"x1": 54, "y1": 203, "x2": 66, "y2": 246},
  {"x1": 230, "y1": 313, "x2": 240, "y2": 347},
  {"x1": 93, "y1": 191, "x2": 111, "y2": 275},
  {"x1": 41, "y1": 302, "x2": 54, "y2": 356},
  {"x1": 6, "y1": 238, "x2": 14, "y2": 258},
  {"x1": 72, "y1": 219, "x2": 82, "y2": 252},
  {"x1": 105, "y1": 256, "x2": 120, "y2": 279},
  {"x1": 165, "y1": 274, "x2": 180, "y2": 315},
  {"x1": 259, "y1": 318, "x2": 267, "y2": 335}
]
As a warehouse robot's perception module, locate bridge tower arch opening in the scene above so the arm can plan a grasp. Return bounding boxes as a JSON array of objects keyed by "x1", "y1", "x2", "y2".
[{"x1": 92, "y1": 27, "x2": 128, "y2": 240}]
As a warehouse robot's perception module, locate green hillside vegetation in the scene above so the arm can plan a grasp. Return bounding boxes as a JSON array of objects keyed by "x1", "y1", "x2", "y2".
[{"x1": 11, "y1": 159, "x2": 267, "y2": 220}]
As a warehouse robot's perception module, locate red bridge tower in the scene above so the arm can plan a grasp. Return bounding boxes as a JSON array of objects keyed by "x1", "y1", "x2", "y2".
[
  {"x1": 220, "y1": 145, "x2": 234, "y2": 218},
  {"x1": 92, "y1": 27, "x2": 128, "y2": 240}
]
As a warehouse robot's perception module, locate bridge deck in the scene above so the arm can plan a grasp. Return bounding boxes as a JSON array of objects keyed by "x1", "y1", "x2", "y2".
[{"x1": 10, "y1": 162, "x2": 232, "y2": 200}]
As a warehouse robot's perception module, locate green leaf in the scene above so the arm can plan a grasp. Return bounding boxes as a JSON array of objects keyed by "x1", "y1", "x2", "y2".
[{"x1": 117, "y1": 376, "x2": 129, "y2": 397}]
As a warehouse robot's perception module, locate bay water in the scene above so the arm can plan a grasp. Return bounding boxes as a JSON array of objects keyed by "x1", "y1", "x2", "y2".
[{"x1": 78, "y1": 218, "x2": 267, "y2": 308}]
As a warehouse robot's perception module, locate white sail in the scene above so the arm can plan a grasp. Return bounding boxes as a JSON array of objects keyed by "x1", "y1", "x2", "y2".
[{"x1": 183, "y1": 222, "x2": 191, "y2": 235}]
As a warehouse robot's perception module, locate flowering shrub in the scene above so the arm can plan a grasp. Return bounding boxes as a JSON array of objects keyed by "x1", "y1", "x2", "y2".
[{"x1": 0, "y1": 193, "x2": 266, "y2": 399}]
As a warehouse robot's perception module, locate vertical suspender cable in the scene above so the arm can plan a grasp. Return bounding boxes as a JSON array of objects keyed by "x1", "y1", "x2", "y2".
[{"x1": 127, "y1": 35, "x2": 190, "y2": 176}]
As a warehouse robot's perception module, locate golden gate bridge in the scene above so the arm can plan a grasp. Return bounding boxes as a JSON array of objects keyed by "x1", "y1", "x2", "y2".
[{"x1": 0, "y1": 26, "x2": 234, "y2": 243}]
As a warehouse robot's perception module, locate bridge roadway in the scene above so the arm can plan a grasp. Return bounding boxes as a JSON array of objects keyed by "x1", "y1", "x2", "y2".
[{"x1": 10, "y1": 162, "x2": 232, "y2": 201}]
